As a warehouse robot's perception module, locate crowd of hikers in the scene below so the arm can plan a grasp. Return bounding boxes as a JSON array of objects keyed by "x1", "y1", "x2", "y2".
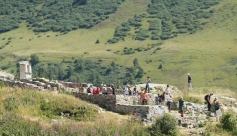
[{"x1": 86, "y1": 75, "x2": 222, "y2": 121}]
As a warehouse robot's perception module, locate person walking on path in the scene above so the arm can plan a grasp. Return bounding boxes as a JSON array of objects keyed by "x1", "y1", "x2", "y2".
[
  {"x1": 205, "y1": 93, "x2": 213, "y2": 116},
  {"x1": 179, "y1": 97, "x2": 185, "y2": 117},
  {"x1": 188, "y1": 73, "x2": 192, "y2": 89},
  {"x1": 145, "y1": 77, "x2": 151, "y2": 93}
]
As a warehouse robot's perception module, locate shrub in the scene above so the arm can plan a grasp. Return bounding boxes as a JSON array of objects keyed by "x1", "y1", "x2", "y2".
[
  {"x1": 150, "y1": 114, "x2": 178, "y2": 136},
  {"x1": 158, "y1": 64, "x2": 162, "y2": 69},
  {"x1": 95, "y1": 39, "x2": 100, "y2": 44},
  {"x1": 0, "y1": 81, "x2": 4, "y2": 88},
  {"x1": 220, "y1": 112, "x2": 237, "y2": 132}
]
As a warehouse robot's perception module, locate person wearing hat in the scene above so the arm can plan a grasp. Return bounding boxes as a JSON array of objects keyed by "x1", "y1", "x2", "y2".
[
  {"x1": 179, "y1": 97, "x2": 185, "y2": 117},
  {"x1": 102, "y1": 84, "x2": 107, "y2": 95}
]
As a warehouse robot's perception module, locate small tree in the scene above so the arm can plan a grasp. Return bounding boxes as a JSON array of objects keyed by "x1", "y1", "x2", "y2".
[
  {"x1": 95, "y1": 39, "x2": 100, "y2": 44},
  {"x1": 30, "y1": 54, "x2": 39, "y2": 66},
  {"x1": 150, "y1": 114, "x2": 178, "y2": 136},
  {"x1": 158, "y1": 64, "x2": 162, "y2": 69},
  {"x1": 220, "y1": 112, "x2": 237, "y2": 132}
]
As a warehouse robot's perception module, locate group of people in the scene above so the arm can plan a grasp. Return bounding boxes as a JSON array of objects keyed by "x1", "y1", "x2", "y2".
[
  {"x1": 205, "y1": 93, "x2": 222, "y2": 121},
  {"x1": 87, "y1": 84, "x2": 115, "y2": 95}
]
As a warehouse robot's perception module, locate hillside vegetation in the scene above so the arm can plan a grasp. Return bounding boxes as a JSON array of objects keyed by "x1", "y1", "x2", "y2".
[
  {"x1": 0, "y1": 0, "x2": 237, "y2": 91},
  {"x1": 0, "y1": 87, "x2": 149, "y2": 135}
]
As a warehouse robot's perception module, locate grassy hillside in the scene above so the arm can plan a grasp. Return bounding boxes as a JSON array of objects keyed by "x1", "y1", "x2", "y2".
[
  {"x1": 0, "y1": 0, "x2": 237, "y2": 90},
  {"x1": 0, "y1": 87, "x2": 149, "y2": 135}
]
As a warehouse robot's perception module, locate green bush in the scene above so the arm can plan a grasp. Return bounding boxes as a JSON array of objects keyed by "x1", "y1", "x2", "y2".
[
  {"x1": 220, "y1": 112, "x2": 237, "y2": 132},
  {"x1": 0, "y1": 81, "x2": 5, "y2": 89},
  {"x1": 150, "y1": 114, "x2": 178, "y2": 136}
]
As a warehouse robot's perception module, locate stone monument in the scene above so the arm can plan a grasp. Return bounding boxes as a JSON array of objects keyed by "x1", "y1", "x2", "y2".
[{"x1": 19, "y1": 61, "x2": 32, "y2": 79}]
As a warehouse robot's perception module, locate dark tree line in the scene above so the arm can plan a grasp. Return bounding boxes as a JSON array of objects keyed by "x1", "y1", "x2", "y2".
[
  {"x1": 16, "y1": 54, "x2": 144, "y2": 87},
  {"x1": 0, "y1": 0, "x2": 125, "y2": 34},
  {"x1": 108, "y1": 0, "x2": 220, "y2": 43}
]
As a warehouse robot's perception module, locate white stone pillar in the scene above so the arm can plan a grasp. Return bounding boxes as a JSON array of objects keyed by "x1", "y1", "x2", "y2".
[
  {"x1": 29, "y1": 65, "x2": 32, "y2": 73},
  {"x1": 25, "y1": 64, "x2": 27, "y2": 73}
]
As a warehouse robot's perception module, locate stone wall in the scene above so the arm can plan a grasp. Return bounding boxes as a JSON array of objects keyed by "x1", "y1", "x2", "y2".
[
  {"x1": 74, "y1": 93, "x2": 116, "y2": 111},
  {"x1": 74, "y1": 93, "x2": 167, "y2": 124}
]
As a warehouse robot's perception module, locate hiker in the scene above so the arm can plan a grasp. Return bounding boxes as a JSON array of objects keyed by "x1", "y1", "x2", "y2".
[
  {"x1": 102, "y1": 84, "x2": 107, "y2": 95},
  {"x1": 205, "y1": 93, "x2": 213, "y2": 115},
  {"x1": 155, "y1": 93, "x2": 161, "y2": 105},
  {"x1": 160, "y1": 92, "x2": 166, "y2": 106},
  {"x1": 188, "y1": 73, "x2": 192, "y2": 89},
  {"x1": 99, "y1": 84, "x2": 103, "y2": 93},
  {"x1": 141, "y1": 90, "x2": 149, "y2": 105},
  {"x1": 107, "y1": 84, "x2": 113, "y2": 94},
  {"x1": 165, "y1": 84, "x2": 171, "y2": 95},
  {"x1": 179, "y1": 97, "x2": 185, "y2": 117},
  {"x1": 124, "y1": 84, "x2": 129, "y2": 95},
  {"x1": 128, "y1": 85, "x2": 132, "y2": 96},
  {"x1": 133, "y1": 85, "x2": 138, "y2": 95},
  {"x1": 145, "y1": 77, "x2": 151, "y2": 93},
  {"x1": 111, "y1": 84, "x2": 115, "y2": 95},
  {"x1": 213, "y1": 98, "x2": 222, "y2": 121},
  {"x1": 167, "y1": 95, "x2": 173, "y2": 112},
  {"x1": 93, "y1": 87, "x2": 99, "y2": 94},
  {"x1": 87, "y1": 85, "x2": 93, "y2": 93}
]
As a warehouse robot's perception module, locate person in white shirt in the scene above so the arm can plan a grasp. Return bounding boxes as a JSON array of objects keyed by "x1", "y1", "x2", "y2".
[
  {"x1": 102, "y1": 84, "x2": 107, "y2": 95},
  {"x1": 167, "y1": 95, "x2": 173, "y2": 112},
  {"x1": 124, "y1": 84, "x2": 129, "y2": 95},
  {"x1": 165, "y1": 84, "x2": 171, "y2": 95}
]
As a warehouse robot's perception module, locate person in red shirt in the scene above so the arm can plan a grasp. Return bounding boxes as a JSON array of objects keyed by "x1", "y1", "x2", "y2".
[
  {"x1": 141, "y1": 90, "x2": 149, "y2": 105},
  {"x1": 92, "y1": 88, "x2": 97, "y2": 94}
]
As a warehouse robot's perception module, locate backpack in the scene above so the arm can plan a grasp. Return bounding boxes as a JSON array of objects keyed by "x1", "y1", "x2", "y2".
[
  {"x1": 87, "y1": 87, "x2": 91, "y2": 93},
  {"x1": 204, "y1": 95, "x2": 209, "y2": 100},
  {"x1": 215, "y1": 103, "x2": 220, "y2": 110}
]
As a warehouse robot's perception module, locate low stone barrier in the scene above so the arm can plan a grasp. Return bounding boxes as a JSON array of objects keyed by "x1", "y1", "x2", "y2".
[{"x1": 74, "y1": 93, "x2": 167, "y2": 124}]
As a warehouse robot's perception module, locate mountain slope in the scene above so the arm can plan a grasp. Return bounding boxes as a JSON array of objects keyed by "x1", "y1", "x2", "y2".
[{"x1": 0, "y1": 0, "x2": 237, "y2": 90}]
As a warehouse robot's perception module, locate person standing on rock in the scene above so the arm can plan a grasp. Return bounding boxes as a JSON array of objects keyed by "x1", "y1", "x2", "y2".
[
  {"x1": 165, "y1": 84, "x2": 171, "y2": 95},
  {"x1": 205, "y1": 93, "x2": 213, "y2": 116},
  {"x1": 145, "y1": 77, "x2": 151, "y2": 93},
  {"x1": 179, "y1": 97, "x2": 185, "y2": 117}
]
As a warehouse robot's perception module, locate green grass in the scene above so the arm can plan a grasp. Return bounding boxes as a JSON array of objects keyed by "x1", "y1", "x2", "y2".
[
  {"x1": 0, "y1": 87, "x2": 149, "y2": 135},
  {"x1": 0, "y1": 0, "x2": 237, "y2": 91}
]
